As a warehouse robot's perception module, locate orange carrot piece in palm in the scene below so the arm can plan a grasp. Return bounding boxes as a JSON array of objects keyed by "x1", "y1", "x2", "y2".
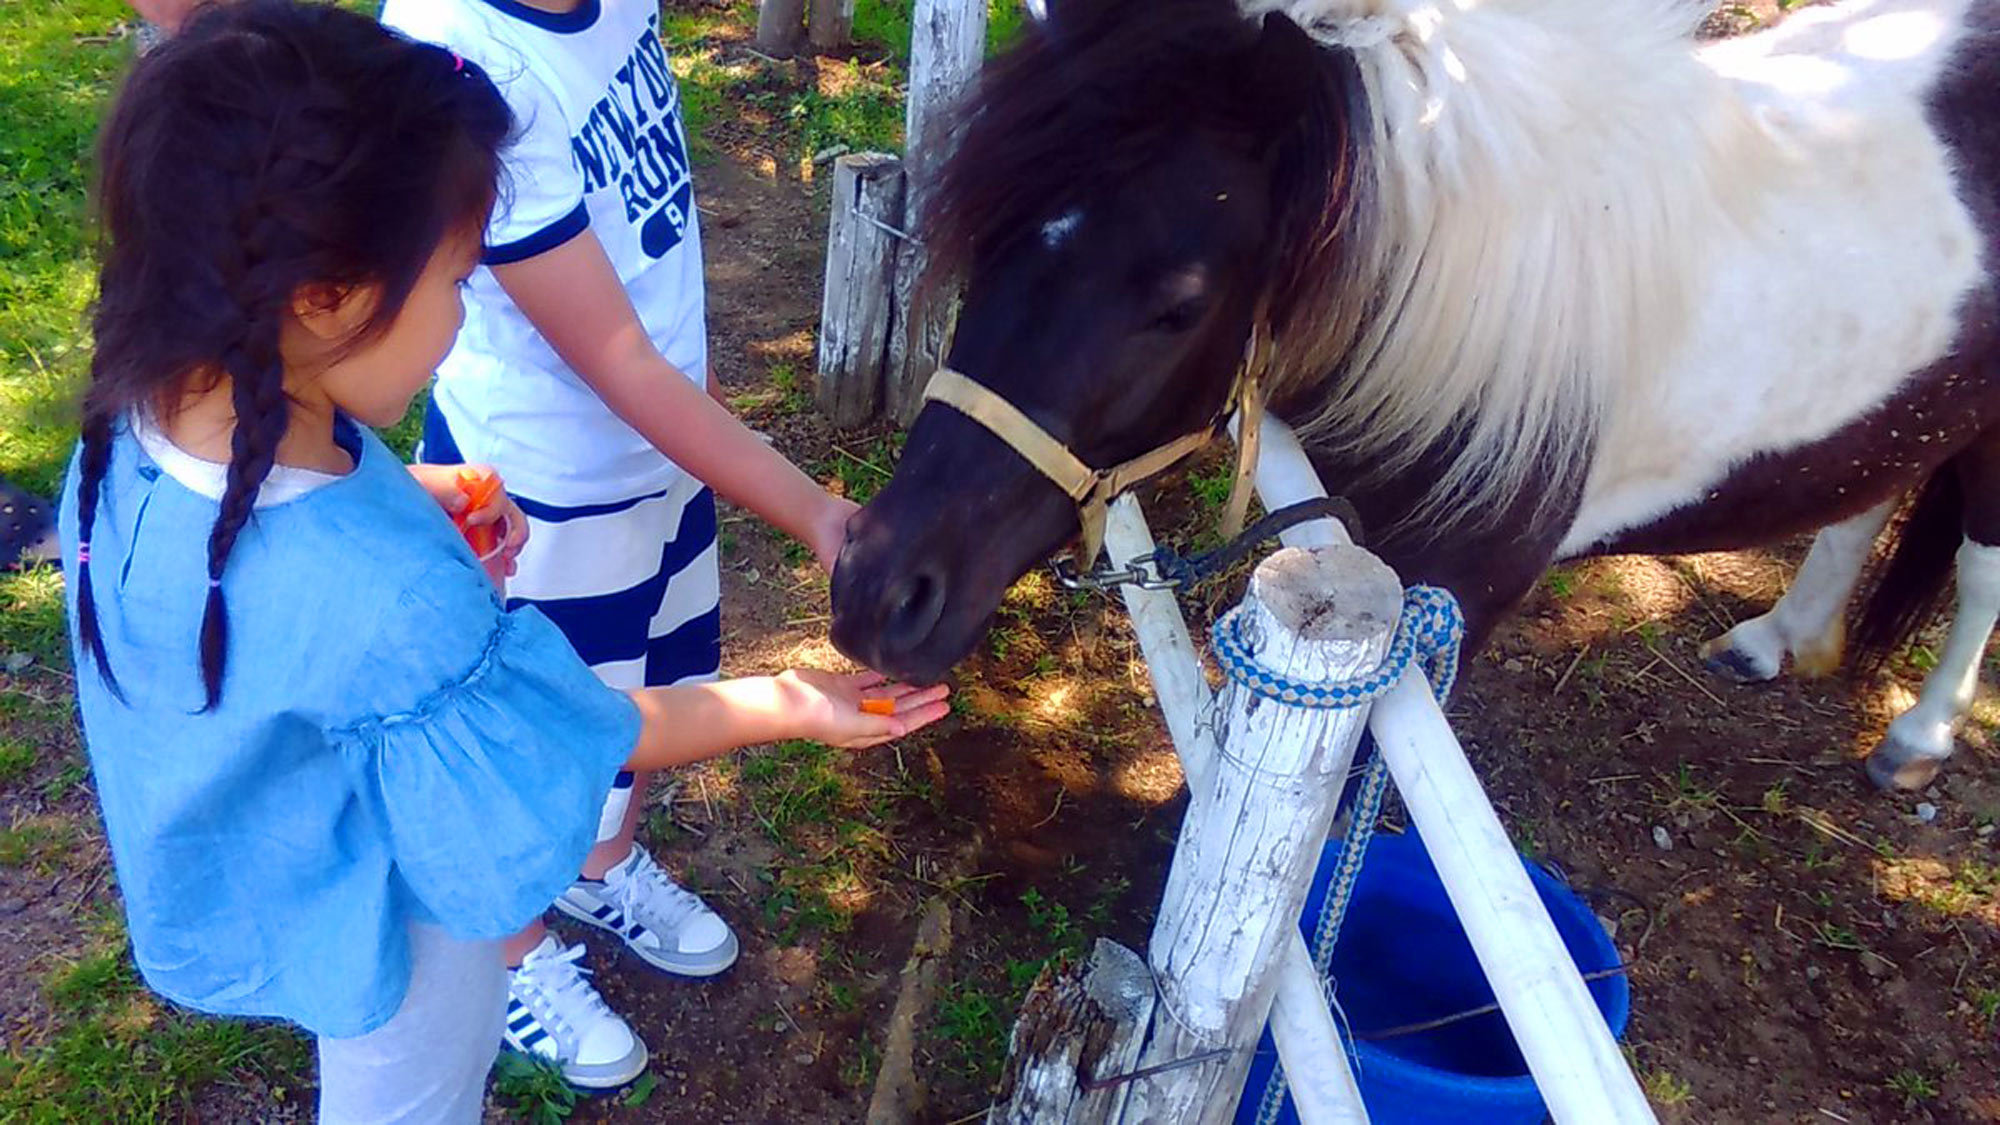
[{"x1": 859, "y1": 698, "x2": 897, "y2": 716}]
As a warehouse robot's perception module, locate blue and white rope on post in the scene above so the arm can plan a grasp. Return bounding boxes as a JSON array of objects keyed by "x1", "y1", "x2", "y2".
[{"x1": 1211, "y1": 585, "x2": 1465, "y2": 1125}]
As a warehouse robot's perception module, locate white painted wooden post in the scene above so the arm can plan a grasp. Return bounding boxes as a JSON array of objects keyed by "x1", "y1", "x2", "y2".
[
  {"x1": 1105, "y1": 497, "x2": 1368, "y2": 1125},
  {"x1": 817, "y1": 152, "x2": 906, "y2": 427},
  {"x1": 1369, "y1": 681, "x2": 1657, "y2": 1122},
  {"x1": 754, "y1": 0, "x2": 807, "y2": 57},
  {"x1": 887, "y1": 0, "x2": 985, "y2": 420},
  {"x1": 1250, "y1": 417, "x2": 1658, "y2": 1124},
  {"x1": 1117, "y1": 546, "x2": 1400, "y2": 1125},
  {"x1": 809, "y1": 0, "x2": 856, "y2": 51}
]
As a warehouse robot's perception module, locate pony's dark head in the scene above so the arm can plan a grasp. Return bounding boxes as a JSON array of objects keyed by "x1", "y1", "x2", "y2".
[{"x1": 831, "y1": 0, "x2": 1369, "y2": 682}]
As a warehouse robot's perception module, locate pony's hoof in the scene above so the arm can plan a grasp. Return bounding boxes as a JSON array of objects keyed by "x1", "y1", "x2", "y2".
[
  {"x1": 1864, "y1": 736, "x2": 1948, "y2": 791},
  {"x1": 1698, "y1": 638, "x2": 1776, "y2": 685}
]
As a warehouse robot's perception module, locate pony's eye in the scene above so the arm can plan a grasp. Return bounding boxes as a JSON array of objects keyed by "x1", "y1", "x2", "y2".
[{"x1": 1150, "y1": 299, "x2": 1206, "y2": 333}]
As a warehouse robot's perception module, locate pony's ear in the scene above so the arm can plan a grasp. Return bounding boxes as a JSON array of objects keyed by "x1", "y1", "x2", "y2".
[{"x1": 1243, "y1": 11, "x2": 1323, "y2": 142}]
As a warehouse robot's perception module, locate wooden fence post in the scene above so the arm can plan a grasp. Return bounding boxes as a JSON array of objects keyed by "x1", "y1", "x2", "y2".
[
  {"x1": 809, "y1": 0, "x2": 856, "y2": 51},
  {"x1": 755, "y1": 0, "x2": 807, "y2": 57},
  {"x1": 817, "y1": 152, "x2": 906, "y2": 427},
  {"x1": 1118, "y1": 546, "x2": 1400, "y2": 1124},
  {"x1": 886, "y1": 0, "x2": 985, "y2": 421},
  {"x1": 990, "y1": 939, "x2": 1155, "y2": 1123}
]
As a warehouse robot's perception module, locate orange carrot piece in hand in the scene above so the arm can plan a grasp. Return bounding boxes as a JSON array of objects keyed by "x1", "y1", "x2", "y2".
[
  {"x1": 454, "y1": 468, "x2": 503, "y2": 556},
  {"x1": 859, "y1": 698, "x2": 897, "y2": 716}
]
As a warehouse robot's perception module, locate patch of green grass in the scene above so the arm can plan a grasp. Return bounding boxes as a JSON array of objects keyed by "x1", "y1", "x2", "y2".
[
  {"x1": 825, "y1": 436, "x2": 898, "y2": 505},
  {"x1": 931, "y1": 975, "x2": 1009, "y2": 1082},
  {"x1": 854, "y1": 0, "x2": 1027, "y2": 67},
  {"x1": 1643, "y1": 1068, "x2": 1693, "y2": 1106},
  {"x1": 1886, "y1": 1067, "x2": 1939, "y2": 1106},
  {"x1": 742, "y1": 739, "x2": 849, "y2": 846},
  {"x1": 41, "y1": 755, "x2": 88, "y2": 803},
  {"x1": 0, "y1": 562, "x2": 68, "y2": 669},
  {"x1": 741, "y1": 740, "x2": 891, "y2": 941},
  {"x1": 0, "y1": 942, "x2": 310, "y2": 1121},
  {"x1": 491, "y1": 1052, "x2": 579, "y2": 1123},
  {"x1": 0, "y1": 811, "x2": 81, "y2": 873},
  {"x1": 0, "y1": 1, "x2": 134, "y2": 499},
  {"x1": 1544, "y1": 569, "x2": 1576, "y2": 599},
  {"x1": 1972, "y1": 987, "x2": 2000, "y2": 1028},
  {"x1": 793, "y1": 63, "x2": 905, "y2": 156},
  {"x1": 838, "y1": 1034, "x2": 880, "y2": 1089},
  {"x1": 0, "y1": 736, "x2": 35, "y2": 783}
]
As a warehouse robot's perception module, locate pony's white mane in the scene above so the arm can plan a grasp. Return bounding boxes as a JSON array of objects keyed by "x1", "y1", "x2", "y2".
[{"x1": 1239, "y1": 0, "x2": 1774, "y2": 528}]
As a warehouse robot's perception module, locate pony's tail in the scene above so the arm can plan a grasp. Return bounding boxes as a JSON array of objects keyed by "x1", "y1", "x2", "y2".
[{"x1": 1850, "y1": 467, "x2": 1963, "y2": 675}]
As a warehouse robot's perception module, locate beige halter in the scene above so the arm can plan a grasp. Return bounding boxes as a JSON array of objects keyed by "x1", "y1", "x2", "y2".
[{"x1": 919, "y1": 323, "x2": 1273, "y2": 566}]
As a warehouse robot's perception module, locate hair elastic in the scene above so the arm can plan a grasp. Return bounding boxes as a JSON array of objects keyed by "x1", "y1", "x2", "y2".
[
  {"x1": 209, "y1": 578, "x2": 222, "y2": 589},
  {"x1": 451, "y1": 52, "x2": 465, "y2": 73},
  {"x1": 76, "y1": 542, "x2": 91, "y2": 564}
]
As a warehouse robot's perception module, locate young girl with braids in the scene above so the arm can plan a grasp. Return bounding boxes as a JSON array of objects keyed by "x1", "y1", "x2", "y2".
[{"x1": 62, "y1": 5, "x2": 946, "y2": 1121}]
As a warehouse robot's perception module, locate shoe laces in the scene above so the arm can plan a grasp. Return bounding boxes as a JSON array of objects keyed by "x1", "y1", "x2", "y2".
[
  {"x1": 608, "y1": 846, "x2": 707, "y2": 932},
  {"x1": 515, "y1": 941, "x2": 613, "y2": 1049}
]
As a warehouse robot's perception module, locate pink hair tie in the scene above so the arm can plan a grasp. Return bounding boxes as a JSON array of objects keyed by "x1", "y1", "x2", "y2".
[
  {"x1": 452, "y1": 52, "x2": 465, "y2": 73},
  {"x1": 76, "y1": 542, "x2": 90, "y2": 564}
]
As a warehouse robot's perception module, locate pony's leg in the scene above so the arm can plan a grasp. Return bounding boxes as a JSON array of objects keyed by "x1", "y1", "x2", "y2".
[
  {"x1": 1867, "y1": 537, "x2": 2000, "y2": 789},
  {"x1": 1869, "y1": 435, "x2": 2000, "y2": 789},
  {"x1": 1699, "y1": 500, "x2": 1897, "y2": 684}
]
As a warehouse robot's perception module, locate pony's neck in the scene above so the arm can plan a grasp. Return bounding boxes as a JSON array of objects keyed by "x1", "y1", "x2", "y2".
[{"x1": 1251, "y1": 0, "x2": 1773, "y2": 529}]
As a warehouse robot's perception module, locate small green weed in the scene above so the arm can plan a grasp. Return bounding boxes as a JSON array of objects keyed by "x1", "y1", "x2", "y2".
[
  {"x1": 1972, "y1": 987, "x2": 2000, "y2": 1027},
  {"x1": 0, "y1": 738, "x2": 35, "y2": 783},
  {"x1": 1643, "y1": 1068, "x2": 1693, "y2": 1106},
  {"x1": 931, "y1": 976, "x2": 1009, "y2": 1082},
  {"x1": 491, "y1": 1052, "x2": 579, "y2": 1123},
  {"x1": 1886, "y1": 1067, "x2": 1939, "y2": 1106}
]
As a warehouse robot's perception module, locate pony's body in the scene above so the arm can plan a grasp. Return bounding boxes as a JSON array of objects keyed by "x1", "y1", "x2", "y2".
[{"x1": 829, "y1": 0, "x2": 2000, "y2": 789}]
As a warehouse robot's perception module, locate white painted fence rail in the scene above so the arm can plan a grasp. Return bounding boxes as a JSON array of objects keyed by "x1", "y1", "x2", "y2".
[{"x1": 992, "y1": 416, "x2": 1657, "y2": 1124}]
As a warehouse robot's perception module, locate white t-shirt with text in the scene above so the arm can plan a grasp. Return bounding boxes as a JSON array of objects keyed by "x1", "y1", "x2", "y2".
[{"x1": 382, "y1": 0, "x2": 706, "y2": 505}]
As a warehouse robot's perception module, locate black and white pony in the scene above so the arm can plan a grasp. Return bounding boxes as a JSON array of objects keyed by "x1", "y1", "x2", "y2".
[{"x1": 828, "y1": 0, "x2": 2000, "y2": 789}]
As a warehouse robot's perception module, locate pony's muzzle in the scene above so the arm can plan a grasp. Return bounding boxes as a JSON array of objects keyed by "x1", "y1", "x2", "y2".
[{"x1": 830, "y1": 511, "x2": 954, "y2": 682}]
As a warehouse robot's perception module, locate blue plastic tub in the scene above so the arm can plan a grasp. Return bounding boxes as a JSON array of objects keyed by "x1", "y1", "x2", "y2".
[{"x1": 1236, "y1": 831, "x2": 1629, "y2": 1125}]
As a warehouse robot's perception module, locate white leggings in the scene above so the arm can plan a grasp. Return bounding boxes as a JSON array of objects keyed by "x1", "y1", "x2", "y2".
[{"x1": 317, "y1": 924, "x2": 506, "y2": 1124}]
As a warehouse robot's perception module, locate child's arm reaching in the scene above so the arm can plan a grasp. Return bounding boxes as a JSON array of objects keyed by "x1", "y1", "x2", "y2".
[
  {"x1": 492, "y1": 234, "x2": 857, "y2": 572},
  {"x1": 623, "y1": 671, "x2": 950, "y2": 772}
]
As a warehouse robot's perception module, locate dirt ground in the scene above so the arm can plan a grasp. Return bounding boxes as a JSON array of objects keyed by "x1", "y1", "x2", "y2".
[{"x1": 1, "y1": 2, "x2": 1995, "y2": 1123}]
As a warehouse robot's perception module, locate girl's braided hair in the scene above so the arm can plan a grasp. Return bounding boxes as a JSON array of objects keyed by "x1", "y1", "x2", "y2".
[{"x1": 78, "y1": 0, "x2": 511, "y2": 709}]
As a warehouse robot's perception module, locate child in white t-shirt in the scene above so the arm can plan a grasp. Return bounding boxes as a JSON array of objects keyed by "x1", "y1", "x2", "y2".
[{"x1": 379, "y1": 0, "x2": 858, "y2": 1089}]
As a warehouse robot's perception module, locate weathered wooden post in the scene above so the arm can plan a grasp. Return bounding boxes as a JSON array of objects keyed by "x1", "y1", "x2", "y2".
[
  {"x1": 993, "y1": 940, "x2": 1156, "y2": 1123},
  {"x1": 1115, "y1": 545, "x2": 1399, "y2": 1124},
  {"x1": 809, "y1": 0, "x2": 856, "y2": 51},
  {"x1": 817, "y1": 152, "x2": 907, "y2": 426},
  {"x1": 886, "y1": 0, "x2": 986, "y2": 420},
  {"x1": 755, "y1": 0, "x2": 807, "y2": 57}
]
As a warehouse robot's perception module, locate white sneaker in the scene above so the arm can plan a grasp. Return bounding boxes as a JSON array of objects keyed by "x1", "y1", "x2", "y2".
[
  {"x1": 503, "y1": 935, "x2": 649, "y2": 1089},
  {"x1": 555, "y1": 844, "x2": 740, "y2": 978}
]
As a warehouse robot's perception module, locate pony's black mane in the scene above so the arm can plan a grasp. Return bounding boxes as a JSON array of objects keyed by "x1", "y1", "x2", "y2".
[{"x1": 925, "y1": 0, "x2": 1374, "y2": 350}]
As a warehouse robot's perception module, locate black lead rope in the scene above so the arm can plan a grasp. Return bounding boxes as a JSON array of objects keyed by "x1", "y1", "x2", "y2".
[{"x1": 1051, "y1": 496, "x2": 1367, "y2": 593}]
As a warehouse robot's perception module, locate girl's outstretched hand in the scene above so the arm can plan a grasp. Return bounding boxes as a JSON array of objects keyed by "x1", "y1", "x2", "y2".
[{"x1": 778, "y1": 669, "x2": 950, "y2": 749}]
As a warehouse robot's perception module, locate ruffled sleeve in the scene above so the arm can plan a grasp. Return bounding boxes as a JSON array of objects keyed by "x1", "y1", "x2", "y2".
[{"x1": 332, "y1": 558, "x2": 638, "y2": 941}]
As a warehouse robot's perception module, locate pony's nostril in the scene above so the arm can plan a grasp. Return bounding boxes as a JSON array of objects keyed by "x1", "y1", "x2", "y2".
[{"x1": 883, "y1": 570, "x2": 947, "y2": 650}]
